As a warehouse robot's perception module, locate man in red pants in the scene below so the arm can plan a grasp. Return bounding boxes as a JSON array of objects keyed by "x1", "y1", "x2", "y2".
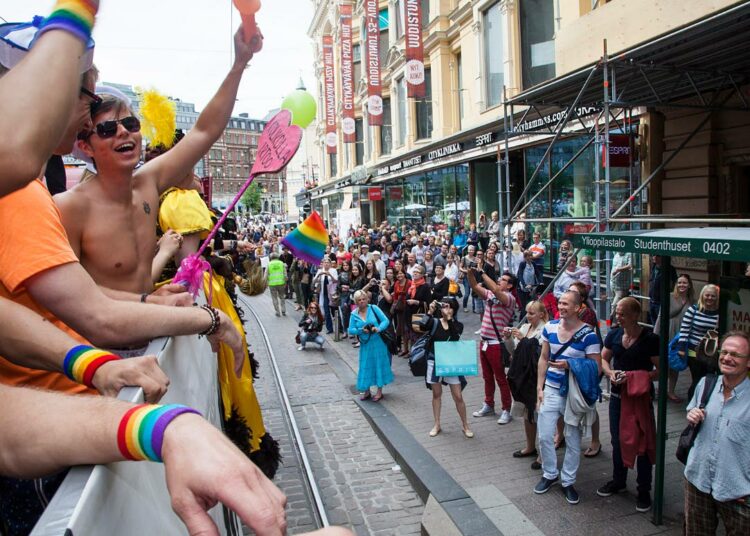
[{"x1": 467, "y1": 268, "x2": 517, "y2": 424}]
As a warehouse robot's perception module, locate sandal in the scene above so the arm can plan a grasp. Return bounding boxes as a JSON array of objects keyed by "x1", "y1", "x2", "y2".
[
  {"x1": 531, "y1": 460, "x2": 542, "y2": 470},
  {"x1": 359, "y1": 392, "x2": 372, "y2": 401},
  {"x1": 584, "y1": 444, "x2": 602, "y2": 458},
  {"x1": 512, "y1": 448, "x2": 538, "y2": 458},
  {"x1": 429, "y1": 426, "x2": 441, "y2": 437},
  {"x1": 372, "y1": 393, "x2": 384, "y2": 402},
  {"x1": 463, "y1": 428, "x2": 475, "y2": 439}
]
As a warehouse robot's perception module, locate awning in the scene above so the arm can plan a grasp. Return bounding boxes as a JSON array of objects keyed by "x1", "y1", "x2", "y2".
[
  {"x1": 572, "y1": 227, "x2": 750, "y2": 262},
  {"x1": 510, "y1": 1, "x2": 750, "y2": 111}
]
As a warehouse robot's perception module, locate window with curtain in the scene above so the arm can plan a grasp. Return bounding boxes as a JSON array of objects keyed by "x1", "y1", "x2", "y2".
[
  {"x1": 380, "y1": 98, "x2": 392, "y2": 155},
  {"x1": 483, "y1": 2, "x2": 504, "y2": 108},
  {"x1": 416, "y1": 68, "x2": 432, "y2": 140},
  {"x1": 396, "y1": 76, "x2": 407, "y2": 146},
  {"x1": 355, "y1": 118, "x2": 364, "y2": 166}
]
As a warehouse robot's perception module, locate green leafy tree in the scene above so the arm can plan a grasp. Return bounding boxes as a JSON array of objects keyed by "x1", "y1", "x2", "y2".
[{"x1": 241, "y1": 183, "x2": 262, "y2": 214}]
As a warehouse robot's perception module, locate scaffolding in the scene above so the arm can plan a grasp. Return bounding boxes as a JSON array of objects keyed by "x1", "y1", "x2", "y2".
[{"x1": 498, "y1": 1, "x2": 750, "y2": 525}]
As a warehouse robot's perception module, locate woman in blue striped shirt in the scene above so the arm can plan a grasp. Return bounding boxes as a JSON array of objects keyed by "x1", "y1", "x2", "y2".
[{"x1": 678, "y1": 284, "x2": 719, "y2": 399}]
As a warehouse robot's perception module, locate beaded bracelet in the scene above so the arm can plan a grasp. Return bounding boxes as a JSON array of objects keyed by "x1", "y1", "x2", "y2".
[
  {"x1": 198, "y1": 304, "x2": 221, "y2": 337},
  {"x1": 117, "y1": 404, "x2": 201, "y2": 462},
  {"x1": 37, "y1": 0, "x2": 98, "y2": 45},
  {"x1": 63, "y1": 345, "x2": 121, "y2": 388}
]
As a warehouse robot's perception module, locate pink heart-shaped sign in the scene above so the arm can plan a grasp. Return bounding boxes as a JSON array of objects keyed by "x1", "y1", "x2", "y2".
[{"x1": 251, "y1": 109, "x2": 303, "y2": 175}]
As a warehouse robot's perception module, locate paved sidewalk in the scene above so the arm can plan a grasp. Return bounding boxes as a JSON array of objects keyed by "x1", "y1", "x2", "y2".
[
  {"x1": 240, "y1": 294, "x2": 424, "y2": 535},
  {"x1": 321, "y1": 306, "x2": 687, "y2": 536}
]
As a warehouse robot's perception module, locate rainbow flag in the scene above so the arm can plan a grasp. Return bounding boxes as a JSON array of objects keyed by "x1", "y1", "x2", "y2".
[{"x1": 281, "y1": 211, "x2": 328, "y2": 265}]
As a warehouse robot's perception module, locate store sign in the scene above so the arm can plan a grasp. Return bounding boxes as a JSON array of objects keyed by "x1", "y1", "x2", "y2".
[
  {"x1": 365, "y1": 0, "x2": 382, "y2": 125},
  {"x1": 607, "y1": 134, "x2": 632, "y2": 167},
  {"x1": 564, "y1": 223, "x2": 595, "y2": 236},
  {"x1": 340, "y1": 4, "x2": 355, "y2": 143},
  {"x1": 720, "y1": 276, "x2": 750, "y2": 334},
  {"x1": 513, "y1": 106, "x2": 598, "y2": 133},
  {"x1": 427, "y1": 142, "x2": 463, "y2": 161},
  {"x1": 388, "y1": 186, "x2": 403, "y2": 200},
  {"x1": 573, "y1": 233, "x2": 750, "y2": 262},
  {"x1": 322, "y1": 35, "x2": 337, "y2": 154},
  {"x1": 368, "y1": 187, "x2": 383, "y2": 201},
  {"x1": 403, "y1": 0, "x2": 425, "y2": 98}
]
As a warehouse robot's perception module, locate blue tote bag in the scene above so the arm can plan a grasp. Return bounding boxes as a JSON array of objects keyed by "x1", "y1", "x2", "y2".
[{"x1": 434, "y1": 341, "x2": 479, "y2": 377}]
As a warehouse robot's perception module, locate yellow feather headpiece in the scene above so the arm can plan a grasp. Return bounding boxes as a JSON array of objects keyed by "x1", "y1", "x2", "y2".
[{"x1": 137, "y1": 88, "x2": 176, "y2": 149}]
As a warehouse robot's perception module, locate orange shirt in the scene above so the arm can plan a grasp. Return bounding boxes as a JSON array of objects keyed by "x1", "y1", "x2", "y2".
[{"x1": 0, "y1": 180, "x2": 93, "y2": 394}]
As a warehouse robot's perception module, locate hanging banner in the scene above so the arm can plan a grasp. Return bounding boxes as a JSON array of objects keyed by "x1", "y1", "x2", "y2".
[
  {"x1": 364, "y1": 0, "x2": 382, "y2": 125},
  {"x1": 322, "y1": 35, "x2": 337, "y2": 154},
  {"x1": 340, "y1": 4, "x2": 355, "y2": 143},
  {"x1": 404, "y1": 0, "x2": 426, "y2": 98}
]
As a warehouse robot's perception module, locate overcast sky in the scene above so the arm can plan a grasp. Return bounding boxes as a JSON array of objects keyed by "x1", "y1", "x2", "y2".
[{"x1": 2, "y1": 0, "x2": 317, "y2": 120}]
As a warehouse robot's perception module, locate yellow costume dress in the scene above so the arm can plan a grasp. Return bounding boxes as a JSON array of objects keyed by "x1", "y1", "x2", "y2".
[{"x1": 158, "y1": 188, "x2": 279, "y2": 477}]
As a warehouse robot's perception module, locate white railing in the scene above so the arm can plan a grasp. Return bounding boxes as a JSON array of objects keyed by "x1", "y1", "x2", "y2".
[{"x1": 32, "y1": 308, "x2": 238, "y2": 535}]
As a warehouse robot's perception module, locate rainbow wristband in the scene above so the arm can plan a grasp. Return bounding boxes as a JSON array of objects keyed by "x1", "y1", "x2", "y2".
[
  {"x1": 63, "y1": 345, "x2": 121, "y2": 388},
  {"x1": 117, "y1": 404, "x2": 202, "y2": 462},
  {"x1": 37, "y1": 0, "x2": 98, "y2": 44}
]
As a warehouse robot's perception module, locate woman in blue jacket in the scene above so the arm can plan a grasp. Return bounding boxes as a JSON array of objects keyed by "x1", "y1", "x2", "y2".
[{"x1": 349, "y1": 290, "x2": 394, "y2": 401}]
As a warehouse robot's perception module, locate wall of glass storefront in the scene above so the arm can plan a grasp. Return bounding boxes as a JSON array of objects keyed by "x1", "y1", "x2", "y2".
[{"x1": 383, "y1": 164, "x2": 470, "y2": 232}]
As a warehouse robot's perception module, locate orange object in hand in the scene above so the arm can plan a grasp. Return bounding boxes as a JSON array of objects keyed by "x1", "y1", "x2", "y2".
[{"x1": 233, "y1": 0, "x2": 263, "y2": 52}]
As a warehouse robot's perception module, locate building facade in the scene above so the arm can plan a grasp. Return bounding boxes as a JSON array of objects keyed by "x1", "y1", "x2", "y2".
[{"x1": 308, "y1": 0, "x2": 749, "y2": 290}]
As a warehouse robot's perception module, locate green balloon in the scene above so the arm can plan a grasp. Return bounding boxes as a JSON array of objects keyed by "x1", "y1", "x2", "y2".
[{"x1": 280, "y1": 90, "x2": 317, "y2": 129}]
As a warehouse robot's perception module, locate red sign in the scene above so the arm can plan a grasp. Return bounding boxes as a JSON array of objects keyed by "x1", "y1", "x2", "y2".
[
  {"x1": 322, "y1": 35, "x2": 337, "y2": 154},
  {"x1": 388, "y1": 186, "x2": 403, "y2": 200},
  {"x1": 364, "y1": 0, "x2": 382, "y2": 126},
  {"x1": 564, "y1": 223, "x2": 595, "y2": 236},
  {"x1": 403, "y1": 0, "x2": 426, "y2": 98},
  {"x1": 606, "y1": 134, "x2": 633, "y2": 167},
  {"x1": 340, "y1": 4, "x2": 355, "y2": 143},
  {"x1": 201, "y1": 176, "x2": 212, "y2": 207},
  {"x1": 368, "y1": 187, "x2": 383, "y2": 201}
]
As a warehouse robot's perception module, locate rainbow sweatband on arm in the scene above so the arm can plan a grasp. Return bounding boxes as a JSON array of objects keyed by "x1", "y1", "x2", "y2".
[
  {"x1": 37, "y1": 0, "x2": 98, "y2": 44},
  {"x1": 117, "y1": 404, "x2": 202, "y2": 462},
  {"x1": 63, "y1": 345, "x2": 121, "y2": 388}
]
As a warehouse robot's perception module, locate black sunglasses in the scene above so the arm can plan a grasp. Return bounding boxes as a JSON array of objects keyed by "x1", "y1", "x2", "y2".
[
  {"x1": 93, "y1": 116, "x2": 141, "y2": 139},
  {"x1": 80, "y1": 87, "x2": 103, "y2": 115}
]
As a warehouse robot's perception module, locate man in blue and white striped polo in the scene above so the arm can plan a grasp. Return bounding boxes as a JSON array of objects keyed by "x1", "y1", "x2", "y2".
[{"x1": 534, "y1": 291, "x2": 602, "y2": 505}]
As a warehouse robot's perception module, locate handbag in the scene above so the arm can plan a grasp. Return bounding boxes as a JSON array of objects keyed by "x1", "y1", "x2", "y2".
[
  {"x1": 667, "y1": 333, "x2": 688, "y2": 371},
  {"x1": 695, "y1": 329, "x2": 720, "y2": 371},
  {"x1": 409, "y1": 319, "x2": 438, "y2": 377},
  {"x1": 676, "y1": 374, "x2": 718, "y2": 464},
  {"x1": 448, "y1": 279, "x2": 459, "y2": 295},
  {"x1": 295, "y1": 331, "x2": 301, "y2": 345},
  {"x1": 371, "y1": 305, "x2": 398, "y2": 354},
  {"x1": 435, "y1": 341, "x2": 479, "y2": 376},
  {"x1": 411, "y1": 302, "x2": 428, "y2": 333}
]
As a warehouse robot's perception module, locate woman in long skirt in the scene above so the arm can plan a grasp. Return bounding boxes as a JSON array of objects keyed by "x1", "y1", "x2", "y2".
[{"x1": 348, "y1": 290, "x2": 394, "y2": 402}]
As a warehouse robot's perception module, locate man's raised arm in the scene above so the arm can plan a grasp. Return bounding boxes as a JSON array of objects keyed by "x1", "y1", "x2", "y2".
[{"x1": 143, "y1": 27, "x2": 260, "y2": 193}]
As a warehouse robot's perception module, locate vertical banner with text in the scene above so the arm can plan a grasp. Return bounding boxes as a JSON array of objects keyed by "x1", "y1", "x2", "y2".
[
  {"x1": 365, "y1": 0, "x2": 382, "y2": 125},
  {"x1": 404, "y1": 0, "x2": 426, "y2": 98},
  {"x1": 322, "y1": 35, "x2": 337, "y2": 154},
  {"x1": 340, "y1": 4, "x2": 355, "y2": 143}
]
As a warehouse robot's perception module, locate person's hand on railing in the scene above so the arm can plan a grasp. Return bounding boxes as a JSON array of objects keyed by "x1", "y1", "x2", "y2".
[
  {"x1": 207, "y1": 310, "x2": 245, "y2": 376},
  {"x1": 162, "y1": 412, "x2": 287, "y2": 535},
  {"x1": 92, "y1": 355, "x2": 169, "y2": 403}
]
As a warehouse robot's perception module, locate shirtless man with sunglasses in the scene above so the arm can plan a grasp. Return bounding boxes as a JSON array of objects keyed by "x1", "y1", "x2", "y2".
[{"x1": 55, "y1": 29, "x2": 258, "y2": 298}]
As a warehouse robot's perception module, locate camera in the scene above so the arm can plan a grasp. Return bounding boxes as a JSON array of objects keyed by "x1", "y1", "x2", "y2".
[{"x1": 362, "y1": 323, "x2": 375, "y2": 333}]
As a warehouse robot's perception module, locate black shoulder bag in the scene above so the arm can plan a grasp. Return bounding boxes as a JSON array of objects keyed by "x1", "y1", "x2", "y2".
[{"x1": 676, "y1": 374, "x2": 718, "y2": 464}]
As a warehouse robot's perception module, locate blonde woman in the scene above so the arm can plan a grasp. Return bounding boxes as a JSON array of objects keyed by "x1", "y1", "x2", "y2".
[
  {"x1": 654, "y1": 274, "x2": 695, "y2": 402},
  {"x1": 678, "y1": 283, "x2": 719, "y2": 399},
  {"x1": 503, "y1": 301, "x2": 548, "y2": 468},
  {"x1": 348, "y1": 290, "x2": 393, "y2": 402}
]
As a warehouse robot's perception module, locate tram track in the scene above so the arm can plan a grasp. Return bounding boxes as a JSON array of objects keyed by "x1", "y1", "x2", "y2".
[{"x1": 236, "y1": 294, "x2": 329, "y2": 534}]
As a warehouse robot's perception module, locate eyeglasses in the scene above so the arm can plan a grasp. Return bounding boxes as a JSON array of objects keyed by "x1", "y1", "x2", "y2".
[
  {"x1": 719, "y1": 349, "x2": 750, "y2": 359},
  {"x1": 80, "y1": 86, "x2": 102, "y2": 115},
  {"x1": 92, "y1": 116, "x2": 141, "y2": 139}
]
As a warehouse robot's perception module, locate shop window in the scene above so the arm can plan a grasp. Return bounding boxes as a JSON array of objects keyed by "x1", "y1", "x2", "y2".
[
  {"x1": 483, "y1": 2, "x2": 504, "y2": 108},
  {"x1": 380, "y1": 98, "x2": 392, "y2": 155},
  {"x1": 355, "y1": 118, "x2": 364, "y2": 166},
  {"x1": 416, "y1": 68, "x2": 432, "y2": 140},
  {"x1": 520, "y1": 0, "x2": 556, "y2": 89},
  {"x1": 396, "y1": 76, "x2": 407, "y2": 146}
]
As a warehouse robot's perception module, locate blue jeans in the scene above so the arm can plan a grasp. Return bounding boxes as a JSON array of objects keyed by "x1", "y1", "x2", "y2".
[
  {"x1": 300, "y1": 332, "x2": 324, "y2": 348},
  {"x1": 323, "y1": 292, "x2": 333, "y2": 333},
  {"x1": 462, "y1": 277, "x2": 471, "y2": 308},
  {"x1": 610, "y1": 395, "x2": 652, "y2": 493},
  {"x1": 538, "y1": 386, "x2": 582, "y2": 487}
]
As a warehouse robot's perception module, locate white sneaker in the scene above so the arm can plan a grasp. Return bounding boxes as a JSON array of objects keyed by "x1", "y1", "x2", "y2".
[
  {"x1": 472, "y1": 403, "x2": 495, "y2": 417},
  {"x1": 497, "y1": 410, "x2": 513, "y2": 425},
  {"x1": 297, "y1": 346, "x2": 304, "y2": 351},
  {"x1": 474, "y1": 329, "x2": 482, "y2": 335}
]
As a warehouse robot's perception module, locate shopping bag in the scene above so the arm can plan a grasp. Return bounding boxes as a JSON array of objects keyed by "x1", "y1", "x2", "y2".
[{"x1": 434, "y1": 341, "x2": 478, "y2": 377}]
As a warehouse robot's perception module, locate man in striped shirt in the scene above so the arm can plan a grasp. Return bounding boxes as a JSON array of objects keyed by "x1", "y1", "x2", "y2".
[
  {"x1": 534, "y1": 291, "x2": 602, "y2": 505},
  {"x1": 467, "y1": 268, "x2": 517, "y2": 425}
]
